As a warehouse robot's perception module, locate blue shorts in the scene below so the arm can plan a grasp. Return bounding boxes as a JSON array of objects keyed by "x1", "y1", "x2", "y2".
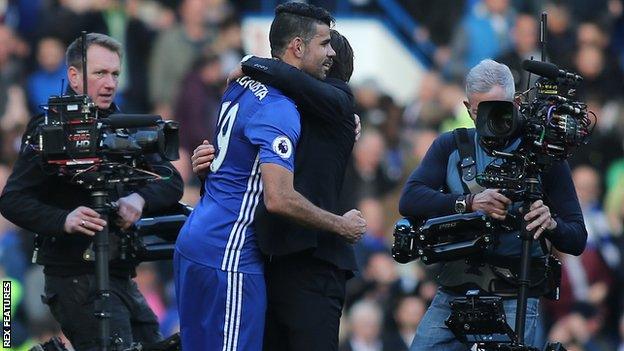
[{"x1": 174, "y1": 250, "x2": 266, "y2": 351}]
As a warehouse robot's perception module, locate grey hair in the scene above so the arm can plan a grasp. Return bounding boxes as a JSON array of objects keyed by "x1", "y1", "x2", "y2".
[
  {"x1": 349, "y1": 300, "x2": 382, "y2": 324},
  {"x1": 66, "y1": 33, "x2": 123, "y2": 69},
  {"x1": 465, "y1": 59, "x2": 515, "y2": 101}
]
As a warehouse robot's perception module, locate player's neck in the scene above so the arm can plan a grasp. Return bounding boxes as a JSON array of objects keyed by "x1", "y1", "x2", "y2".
[{"x1": 279, "y1": 51, "x2": 303, "y2": 70}]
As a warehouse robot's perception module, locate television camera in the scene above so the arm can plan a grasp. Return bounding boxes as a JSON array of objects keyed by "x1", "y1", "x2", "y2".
[
  {"x1": 28, "y1": 92, "x2": 180, "y2": 186},
  {"x1": 474, "y1": 59, "x2": 593, "y2": 198}
]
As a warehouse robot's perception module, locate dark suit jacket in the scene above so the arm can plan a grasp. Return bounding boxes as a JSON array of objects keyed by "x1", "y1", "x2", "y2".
[{"x1": 241, "y1": 57, "x2": 358, "y2": 272}]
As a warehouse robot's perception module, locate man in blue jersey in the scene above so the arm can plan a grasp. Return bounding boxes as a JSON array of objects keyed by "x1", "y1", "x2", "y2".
[{"x1": 174, "y1": 4, "x2": 367, "y2": 351}]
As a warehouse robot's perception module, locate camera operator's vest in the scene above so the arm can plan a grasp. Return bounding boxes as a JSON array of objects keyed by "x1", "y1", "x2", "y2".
[{"x1": 437, "y1": 128, "x2": 551, "y2": 297}]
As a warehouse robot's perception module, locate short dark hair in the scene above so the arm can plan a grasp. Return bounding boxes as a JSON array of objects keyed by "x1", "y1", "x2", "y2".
[
  {"x1": 327, "y1": 30, "x2": 354, "y2": 82},
  {"x1": 66, "y1": 33, "x2": 123, "y2": 70},
  {"x1": 269, "y1": 2, "x2": 334, "y2": 58}
]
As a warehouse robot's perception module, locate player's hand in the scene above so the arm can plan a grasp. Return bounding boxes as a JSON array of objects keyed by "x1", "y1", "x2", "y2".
[
  {"x1": 63, "y1": 206, "x2": 107, "y2": 236},
  {"x1": 115, "y1": 193, "x2": 145, "y2": 230},
  {"x1": 524, "y1": 199, "x2": 557, "y2": 239},
  {"x1": 472, "y1": 189, "x2": 512, "y2": 221},
  {"x1": 192, "y1": 140, "x2": 216, "y2": 178},
  {"x1": 354, "y1": 114, "x2": 362, "y2": 142},
  {"x1": 339, "y1": 209, "x2": 367, "y2": 243},
  {"x1": 227, "y1": 64, "x2": 244, "y2": 85}
]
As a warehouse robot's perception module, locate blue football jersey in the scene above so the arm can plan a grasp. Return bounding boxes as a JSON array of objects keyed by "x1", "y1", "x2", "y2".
[{"x1": 176, "y1": 76, "x2": 300, "y2": 274}]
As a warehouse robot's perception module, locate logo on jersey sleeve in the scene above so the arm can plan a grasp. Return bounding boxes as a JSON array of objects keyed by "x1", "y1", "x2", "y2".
[{"x1": 272, "y1": 136, "x2": 293, "y2": 159}]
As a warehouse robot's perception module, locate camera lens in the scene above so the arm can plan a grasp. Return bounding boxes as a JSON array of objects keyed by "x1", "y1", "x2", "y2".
[{"x1": 488, "y1": 112, "x2": 513, "y2": 136}]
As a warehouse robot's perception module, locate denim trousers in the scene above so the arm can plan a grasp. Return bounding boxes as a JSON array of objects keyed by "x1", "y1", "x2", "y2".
[{"x1": 410, "y1": 288, "x2": 540, "y2": 351}]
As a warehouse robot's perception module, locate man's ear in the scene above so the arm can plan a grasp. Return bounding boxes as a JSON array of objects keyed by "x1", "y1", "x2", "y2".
[
  {"x1": 68, "y1": 66, "x2": 81, "y2": 91},
  {"x1": 291, "y1": 37, "x2": 305, "y2": 59}
]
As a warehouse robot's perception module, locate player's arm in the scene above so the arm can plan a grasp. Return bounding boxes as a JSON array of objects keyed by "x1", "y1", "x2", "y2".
[
  {"x1": 261, "y1": 163, "x2": 365, "y2": 243},
  {"x1": 240, "y1": 56, "x2": 353, "y2": 123},
  {"x1": 247, "y1": 99, "x2": 365, "y2": 241}
]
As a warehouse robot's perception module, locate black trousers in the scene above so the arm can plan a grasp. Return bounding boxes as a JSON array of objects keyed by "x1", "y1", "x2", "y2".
[
  {"x1": 43, "y1": 274, "x2": 162, "y2": 351},
  {"x1": 263, "y1": 253, "x2": 347, "y2": 351}
]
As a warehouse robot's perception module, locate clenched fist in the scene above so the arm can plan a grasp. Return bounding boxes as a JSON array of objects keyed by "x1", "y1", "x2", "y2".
[
  {"x1": 339, "y1": 209, "x2": 367, "y2": 243},
  {"x1": 192, "y1": 140, "x2": 216, "y2": 178}
]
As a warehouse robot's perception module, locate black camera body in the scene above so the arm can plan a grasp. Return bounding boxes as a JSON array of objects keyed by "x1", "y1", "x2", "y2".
[
  {"x1": 474, "y1": 60, "x2": 592, "y2": 193},
  {"x1": 392, "y1": 212, "x2": 501, "y2": 264},
  {"x1": 445, "y1": 290, "x2": 567, "y2": 351},
  {"x1": 117, "y1": 204, "x2": 192, "y2": 263},
  {"x1": 35, "y1": 94, "x2": 180, "y2": 187},
  {"x1": 445, "y1": 291, "x2": 517, "y2": 345}
]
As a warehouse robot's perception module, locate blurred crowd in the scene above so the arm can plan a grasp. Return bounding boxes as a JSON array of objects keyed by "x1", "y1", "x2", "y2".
[{"x1": 1, "y1": 0, "x2": 624, "y2": 350}]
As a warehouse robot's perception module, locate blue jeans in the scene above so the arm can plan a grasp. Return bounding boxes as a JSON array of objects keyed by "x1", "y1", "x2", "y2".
[{"x1": 410, "y1": 289, "x2": 540, "y2": 351}]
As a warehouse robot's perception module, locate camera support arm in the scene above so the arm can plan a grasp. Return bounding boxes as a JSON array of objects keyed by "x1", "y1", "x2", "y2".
[
  {"x1": 90, "y1": 190, "x2": 113, "y2": 351},
  {"x1": 515, "y1": 176, "x2": 542, "y2": 345}
]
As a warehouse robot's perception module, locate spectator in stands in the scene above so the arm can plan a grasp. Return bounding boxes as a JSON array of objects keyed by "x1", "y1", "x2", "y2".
[
  {"x1": 551, "y1": 303, "x2": 617, "y2": 351},
  {"x1": 339, "y1": 129, "x2": 399, "y2": 212},
  {"x1": 542, "y1": 247, "x2": 613, "y2": 327},
  {"x1": 496, "y1": 14, "x2": 539, "y2": 91},
  {"x1": 0, "y1": 25, "x2": 29, "y2": 163},
  {"x1": 211, "y1": 15, "x2": 244, "y2": 75},
  {"x1": 447, "y1": 0, "x2": 515, "y2": 80},
  {"x1": 402, "y1": 71, "x2": 445, "y2": 130},
  {"x1": 174, "y1": 53, "x2": 223, "y2": 153},
  {"x1": 573, "y1": 44, "x2": 624, "y2": 101},
  {"x1": 149, "y1": 0, "x2": 215, "y2": 118},
  {"x1": 353, "y1": 197, "x2": 388, "y2": 270},
  {"x1": 347, "y1": 252, "x2": 401, "y2": 310},
  {"x1": 0, "y1": 164, "x2": 26, "y2": 282},
  {"x1": 543, "y1": 2, "x2": 576, "y2": 69},
  {"x1": 26, "y1": 37, "x2": 66, "y2": 113},
  {"x1": 383, "y1": 295, "x2": 426, "y2": 351},
  {"x1": 340, "y1": 300, "x2": 384, "y2": 351},
  {"x1": 572, "y1": 165, "x2": 620, "y2": 268}
]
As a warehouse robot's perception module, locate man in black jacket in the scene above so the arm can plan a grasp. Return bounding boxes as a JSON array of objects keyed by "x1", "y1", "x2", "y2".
[
  {"x1": 0, "y1": 33, "x2": 183, "y2": 350},
  {"x1": 194, "y1": 26, "x2": 359, "y2": 350}
]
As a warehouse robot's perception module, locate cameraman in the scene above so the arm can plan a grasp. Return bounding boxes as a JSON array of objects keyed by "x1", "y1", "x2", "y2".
[
  {"x1": 399, "y1": 59, "x2": 587, "y2": 350},
  {"x1": 0, "y1": 33, "x2": 183, "y2": 350}
]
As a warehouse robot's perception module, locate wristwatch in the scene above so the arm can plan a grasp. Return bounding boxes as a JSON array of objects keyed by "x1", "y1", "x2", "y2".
[{"x1": 455, "y1": 196, "x2": 467, "y2": 214}]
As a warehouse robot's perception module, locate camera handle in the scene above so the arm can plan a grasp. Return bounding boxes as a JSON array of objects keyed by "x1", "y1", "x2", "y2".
[
  {"x1": 515, "y1": 177, "x2": 542, "y2": 345},
  {"x1": 89, "y1": 190, "x2": 114, "y2": 351},
  {"x1": 89, "y1": 190, "x2": 127, "y2": 351}
]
